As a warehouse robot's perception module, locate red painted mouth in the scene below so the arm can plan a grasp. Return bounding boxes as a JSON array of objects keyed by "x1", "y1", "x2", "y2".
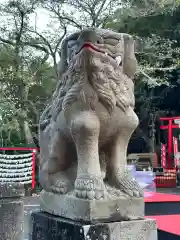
[{"x1": 79, "y1": 42, "x2": 104, "y2": 54}]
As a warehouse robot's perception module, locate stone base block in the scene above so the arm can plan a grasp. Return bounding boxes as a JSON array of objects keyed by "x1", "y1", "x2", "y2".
[
  {"x1": 29, "y1": 211, "x2": 157, "y2": 240},
  {"x1": 0, "y1": 183, "x2": 24, "y2": 198},
  {"x1": 0, "y1": 183, "x2": 24, "y2": 240},
  {"x1": 0, "y1": 200, "x2": 24, "y2": 240},
  {"x1": 40, "y1": 190, "x2": 144, "y2": 222}
]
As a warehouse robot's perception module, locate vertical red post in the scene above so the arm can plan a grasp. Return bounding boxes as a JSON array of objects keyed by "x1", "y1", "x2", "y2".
[
  {"x1": 161, "y1": 143, "x2": 166, "y2": 168},
  {"x1": 32, "y1": 151, "x2": 36, "y2": 189},
  {"x1": 168, "y1": 119, "x2": 172, "y2": 168},
  {"x1": 173, "y1": 137, "x2": 179, "y2": 167}
]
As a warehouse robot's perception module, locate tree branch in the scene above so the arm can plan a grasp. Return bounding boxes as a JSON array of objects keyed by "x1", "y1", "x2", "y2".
[
  {"x1": 26, "y1": 43, "x2": 49, "y2": 54},
  {"x1": 145, "y1": 66, "x2": 178, "y2": 71},
  {"x1": 92, "y1": 0, "x2": 107, "y2": 27},
  {"x1": 0, "y1": 35, "x2": 49, "y2": 54},
  {"x1": 15, "y1": 8, "x2": 24, "y2": 44},
  {"x1": 14, "y1": 7, "x2": 25, "y2": 72},
  {"x1": 45, "y1": 3, "x2": 83, "y2": 29},
  {"x1": 58, "y1": 15, "x2": 83, "y2": 29},
  {"x1": 54, "y1": 26, "x2": 67, "y2": 54},
  {"x1": 0, "y1": 37, "x2": 14, "y2": 45},
  {"x1": 41, "y1": 53, "x2": 49, "y2": 64},
  {"x1": 26, "y1": 100, "x2": 39, "y2": 118},
  {"x1": 27, "y1": 28, "x2": 53, "y2": 54}
]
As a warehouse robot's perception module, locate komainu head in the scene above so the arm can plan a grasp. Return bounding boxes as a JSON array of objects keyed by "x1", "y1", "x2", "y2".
[{"x1": 46, "y1": 28, "x2": 137, "y2": 122}]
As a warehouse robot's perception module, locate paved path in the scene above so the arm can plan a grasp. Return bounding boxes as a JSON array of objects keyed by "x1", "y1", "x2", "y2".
[{"x1": 157, "y1": 187, "x2": 180, "y2": 195}]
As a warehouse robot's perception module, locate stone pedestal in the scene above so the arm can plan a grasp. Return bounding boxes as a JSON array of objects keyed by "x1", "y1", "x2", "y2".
[
  {"x1": 0, "y1": 183, "x2": 24, "y2": 240},
  {"x1": 29, "y1": 211, "x2": 157, "y2": 240},
  {"x1": 40, "y1": 190, "x2": 144, "y2": 222}
]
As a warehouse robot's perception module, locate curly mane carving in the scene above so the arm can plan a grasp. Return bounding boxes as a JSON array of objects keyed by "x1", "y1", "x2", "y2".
[
  {"x1": 39, "y1": 28, "x2": 143, "y2": 212},
  {"x1": 40, "y1": 29, "x2": 136, "y2": 129}
]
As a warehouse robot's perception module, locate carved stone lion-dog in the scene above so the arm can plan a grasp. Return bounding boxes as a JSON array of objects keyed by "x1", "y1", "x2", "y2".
[{"x1": 39, "y1": 28, "x2": 143, "y2": 201}]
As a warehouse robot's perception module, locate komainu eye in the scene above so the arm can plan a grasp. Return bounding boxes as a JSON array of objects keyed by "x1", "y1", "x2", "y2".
[{"x1": 97, "y1": 37, "x2": 104, "y2": 44}]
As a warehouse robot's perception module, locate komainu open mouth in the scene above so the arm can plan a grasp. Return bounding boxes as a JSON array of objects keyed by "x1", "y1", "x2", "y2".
[{"x1": 80, "y1": 42, "x2": 104, "y2": 54}]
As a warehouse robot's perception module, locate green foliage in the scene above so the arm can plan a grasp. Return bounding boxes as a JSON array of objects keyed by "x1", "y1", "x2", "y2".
[
  {"x1": 0, "y1": 43, "x2": 56, "y2": 147},
  {"x1": 42, "y1": 0, "x2": 121, "y2": 29},
  {"x1": 104, "y1": 0, "x2": 180, "y2": 150},
  {"x1": 0, "y1": 0, "x2": 125, "y2": 147}
]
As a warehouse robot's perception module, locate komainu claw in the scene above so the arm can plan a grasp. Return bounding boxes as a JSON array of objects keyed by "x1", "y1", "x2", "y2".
[
  {"x1": 74, "y1": 175, "x2": 106, "y2": 200},
  {"x1": 109, "y1": 168, "x2": 143, "y2": 198}
]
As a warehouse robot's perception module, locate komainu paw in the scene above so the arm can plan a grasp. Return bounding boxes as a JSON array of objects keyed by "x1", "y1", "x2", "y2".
[
  {"x1": 50, "y1": 173, "x2": 73, "y2": 194},
  {"x1": 74, "y1": 174, "x2": 106, "y2": 200},
  {"x1": 108, "y1": 168, "x2": 144, "y2": 198}
]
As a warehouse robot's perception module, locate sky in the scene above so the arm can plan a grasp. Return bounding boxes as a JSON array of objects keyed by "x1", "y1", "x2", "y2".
[
  {"x1": 0, "y1": 0, "x2": 62, "y2": 64},
  {"x1": 0, "y1": 0, "x2": 50, "y2": 31},
  {"x1": 0, "y1": 0, "x2": 77, "y2": 63}
]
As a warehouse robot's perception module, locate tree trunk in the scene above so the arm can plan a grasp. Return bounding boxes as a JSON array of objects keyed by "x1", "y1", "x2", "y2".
[{"x1": 23, "y1": 120, "x2": 36, "y2": 147}]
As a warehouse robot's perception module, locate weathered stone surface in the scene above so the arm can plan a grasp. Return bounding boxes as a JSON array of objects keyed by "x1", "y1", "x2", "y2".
[
  {"x1": 36, "y1": 28, "x2": 156, "y2": 238},
  {"x1": 29, "y1": 211, "x2": 157, "y2": 240},
  {"x1": 0, "y1": 182, "x2": 24, "y2": 198},
  {"x1": 40, "y1": 190, "x2": 144, "y2": 222},
  {"x1": 30, "y1": 26, "x2": 158, "y2": 240},
  {"x1": 39, "y1": 28, "x2": 143, "y2": 221},
  {"x1": 0, "y1": 183, "x2": 24, "y2": 240}
]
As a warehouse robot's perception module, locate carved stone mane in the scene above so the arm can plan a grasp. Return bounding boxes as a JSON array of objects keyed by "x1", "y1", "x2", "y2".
[
  {"x1": 39, "y1": 28, "x2": 143, "y2": 223},
  {"x1": 40, "y1": 28, "x2": 137, "y2": 127}
]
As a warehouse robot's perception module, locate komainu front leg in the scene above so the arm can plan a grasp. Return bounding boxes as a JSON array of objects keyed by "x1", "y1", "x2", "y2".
[
  {"x1": 106, "y1": 130, "x2": 143, "y2": 198},
  {"x1": 70, "y1": 111, "x2": 106, "y2": 200},
  {"x1": 49, "y1": 168, "x2": 76, "y2": 194},
  {"x1": 48, "y1": 132, "x2": 75, "y2": 194}
]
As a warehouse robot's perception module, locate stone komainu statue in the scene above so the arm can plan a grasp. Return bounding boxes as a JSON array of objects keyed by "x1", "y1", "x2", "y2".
[{"x1": 39, "y1": 28, "x2": 143, "y2": 200}]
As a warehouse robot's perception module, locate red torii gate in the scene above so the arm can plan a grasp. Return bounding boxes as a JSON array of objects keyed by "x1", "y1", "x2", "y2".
[{"x1": 160, "y1": 116, "x2": 180, "y2": 168}]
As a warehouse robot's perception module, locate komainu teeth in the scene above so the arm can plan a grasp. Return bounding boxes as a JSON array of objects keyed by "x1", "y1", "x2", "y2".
[
  {"x1": 105, "y1": 52, "x2": 108, "y2": 56},
  {"x1": 115, "y1": 56, "x2": 122, "y2": 65}
]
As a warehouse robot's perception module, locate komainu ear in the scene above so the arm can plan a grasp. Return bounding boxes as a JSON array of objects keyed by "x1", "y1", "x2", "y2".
[
  {"x1": 58, "y1": 32, "x2": 80, "y2": 76},
  {"x1": 57, "y1": 39, "x2": 69, "y2": 76},
  {"x1": 123, "y1": 34, "x2": 137, "y2": 79}
]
